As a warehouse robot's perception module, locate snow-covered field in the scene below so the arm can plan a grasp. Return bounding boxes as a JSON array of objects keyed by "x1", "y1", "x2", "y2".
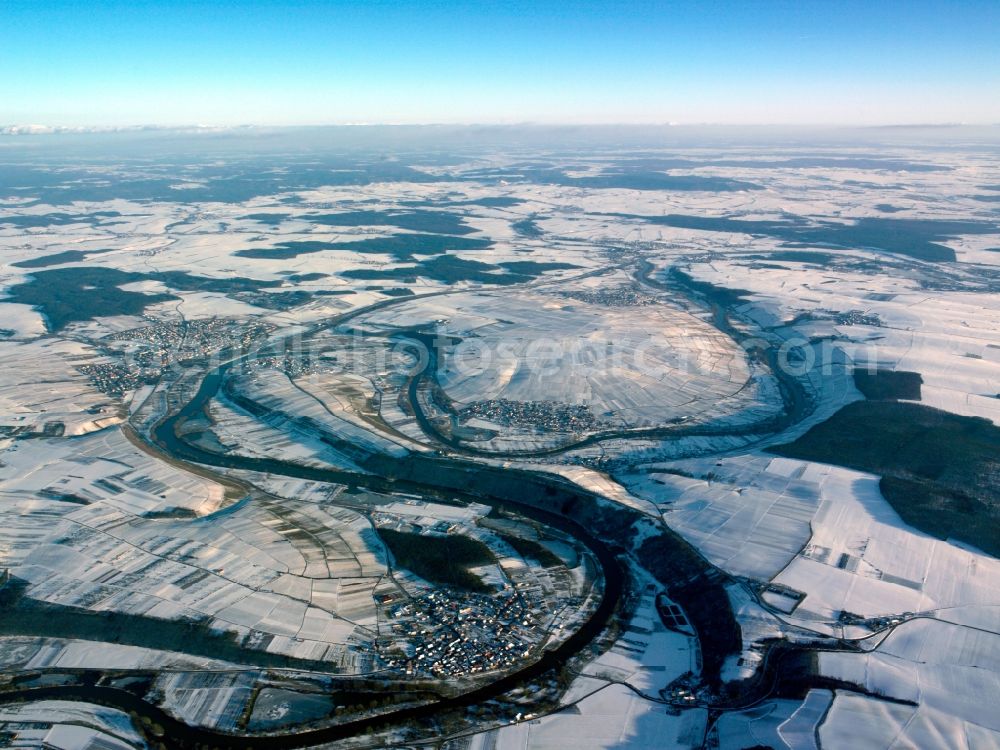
[
  {"x1": 0, "y1": 700, "x2": 148, "y2": 749},
  {"x1": 1, "y1": 132, "x2": 998, "y2": 745},
  {"x1": 479, "y1": 591, "x2": 704, "y2": 750}
]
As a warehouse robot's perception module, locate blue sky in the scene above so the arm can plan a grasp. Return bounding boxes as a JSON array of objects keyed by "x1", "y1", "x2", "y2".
[{"x1": 1, "y1": 0, "x2": 998, "y2": 127}]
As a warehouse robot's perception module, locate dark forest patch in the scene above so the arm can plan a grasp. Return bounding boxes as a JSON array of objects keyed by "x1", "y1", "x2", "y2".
[
  {"x1": 761, "y1": 251, "x2": 836, "y2": 265},
  {"x1": 402, "y1": 196, "x2": 525, "y2": 208},
  {"x1": 853, "y1": 369, "x2": 923, "y2": 401},
  {"x1": 376, "y1": 528, "x2": 496, "y2": 593},
  {"x1": 284, "y1": 272, "x2": 328, "y2": 282},
  {"x1": 769, "y1": 401, "x2": 1000, "y2": 556},
  {"x1": 236, "y1": 234, "x2": 492, "y2": 262},
  {"x1": 511, "y1": 218, "x2": 543, "y2": 237},
  {"x1": 342, "y1": 255, "x2": 573, "y2": 286},
  {"x1": 622, "y1": 214, "x2": 997, "y2": 262},
  {"x1": 12, "y1": 249, "x2": 114, "y2": 268},
  {"x1": 243, "y1": 210, "x2": 476, "y2": 236},
  {"x1": 496, "y1": 533, "x2": 564, "y2": 568},
  {"x1": 5, "y1": 267, "x2": 283, "y2": 331},
  {"x1": 0, "y1": 211, "x2": 121, "y2": 228}
]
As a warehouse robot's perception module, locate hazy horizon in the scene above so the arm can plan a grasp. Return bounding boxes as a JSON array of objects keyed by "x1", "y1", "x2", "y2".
[{"x1": 3, "y1": 0, "x2": 999, "y2": 128}]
